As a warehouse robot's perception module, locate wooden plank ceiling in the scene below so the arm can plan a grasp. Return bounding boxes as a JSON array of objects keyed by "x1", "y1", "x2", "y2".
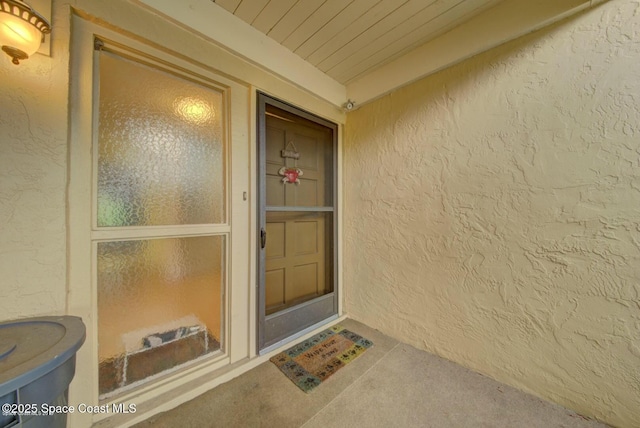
[{"x1": 213, "y1": 0, "x2": 505, "y2": 85}]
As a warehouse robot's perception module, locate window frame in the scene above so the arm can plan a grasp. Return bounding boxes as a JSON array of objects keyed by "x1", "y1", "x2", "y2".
[{"x1": 68, "y1": 16, "x2": 250, "y2": 424}]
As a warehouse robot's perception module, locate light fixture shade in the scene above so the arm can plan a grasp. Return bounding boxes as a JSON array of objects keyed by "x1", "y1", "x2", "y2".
[{"x1": 0, "y1": 0, "x2": 50, "y2": 64}]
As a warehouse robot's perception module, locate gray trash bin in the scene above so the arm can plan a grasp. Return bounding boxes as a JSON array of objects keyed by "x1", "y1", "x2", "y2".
[{"x1": 0, "y1": 316, "x2": 85, "y2": 428}]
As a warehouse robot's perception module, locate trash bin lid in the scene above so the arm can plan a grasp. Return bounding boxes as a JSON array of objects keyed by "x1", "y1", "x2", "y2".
[{"x1": 0, "y1": 316, "x2": 86, "y2": 395}]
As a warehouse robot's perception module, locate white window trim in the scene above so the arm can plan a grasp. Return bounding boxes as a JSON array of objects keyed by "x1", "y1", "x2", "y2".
[{"x1": 68, "y1": 15, "x2": 250, "y2": 427}]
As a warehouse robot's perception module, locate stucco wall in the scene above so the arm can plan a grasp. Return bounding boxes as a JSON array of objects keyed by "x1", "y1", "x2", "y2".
[
  {"x1": 0, "y1": 9, "x2": 69, "y2": 320},
  {"x1": 344, "y1": 1, "x2": 640, "y2": 427}
]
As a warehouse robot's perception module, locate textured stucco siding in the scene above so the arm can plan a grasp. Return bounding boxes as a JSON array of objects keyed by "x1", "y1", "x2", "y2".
[
  {"x1": 344, "y1": 2, "x2": 640, "y2": 427},
  {"x1": 0, "y1": 20, "x2": 69, "y2": 319}
]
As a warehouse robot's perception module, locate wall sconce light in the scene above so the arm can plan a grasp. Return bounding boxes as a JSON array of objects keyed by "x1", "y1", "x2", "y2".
[{"x1": 0, "y1": 0, "x2": 50, "y2": 65}]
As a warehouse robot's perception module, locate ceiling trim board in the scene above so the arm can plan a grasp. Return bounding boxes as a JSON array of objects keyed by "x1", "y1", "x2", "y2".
[
  {"x1": 136, "y1": 0, "x2": 346, "y2": 107},
  {"x1": 347, "y1": 0, "x2": 602, "y2": 106}
]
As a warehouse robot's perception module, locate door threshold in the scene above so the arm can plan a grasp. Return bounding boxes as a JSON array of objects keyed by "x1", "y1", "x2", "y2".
[{"x1": 259, "y1": 314, "x2": 340, "y2": 355}]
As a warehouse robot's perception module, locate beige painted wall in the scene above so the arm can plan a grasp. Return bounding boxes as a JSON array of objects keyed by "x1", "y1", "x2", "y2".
[
  {"x1": 344, "y1": 1, "x2": 640, "y2": 427},
  {"x1": 0, "y1": 12, "x2": 68, "y2": 320}
]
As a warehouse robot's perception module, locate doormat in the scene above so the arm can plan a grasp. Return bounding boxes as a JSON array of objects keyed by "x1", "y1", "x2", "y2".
[{"x1": 270, "y1": 325, "x2": 373, "y2": 393}]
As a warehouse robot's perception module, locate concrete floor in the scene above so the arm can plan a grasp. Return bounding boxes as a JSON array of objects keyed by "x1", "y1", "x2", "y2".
[{"x1": 134, "y1": 319, "x2": 608, "y2": 428}]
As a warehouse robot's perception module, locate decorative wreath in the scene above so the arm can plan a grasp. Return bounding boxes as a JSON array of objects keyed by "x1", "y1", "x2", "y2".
[{"x1": 278, "y1": 167, "x2": 303, "y2": 185}]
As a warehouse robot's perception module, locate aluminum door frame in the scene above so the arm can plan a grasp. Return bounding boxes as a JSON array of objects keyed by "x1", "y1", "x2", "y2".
[{"x1": 256, "y1": 92, "x2": 339, "y2": 353}]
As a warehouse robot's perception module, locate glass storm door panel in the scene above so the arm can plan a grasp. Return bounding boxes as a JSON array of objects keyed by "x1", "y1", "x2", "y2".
[
  {"x1": 257, "y1": 93, "x2": 338, "y2": 352},
  {"x1": 95, "y1": 48, "x2": 228, "y2": 397}
]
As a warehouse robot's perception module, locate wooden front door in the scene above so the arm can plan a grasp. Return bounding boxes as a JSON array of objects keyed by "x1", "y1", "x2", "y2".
[{"x1": 257, "y1": 93, "x2": 337, "y2": 351}]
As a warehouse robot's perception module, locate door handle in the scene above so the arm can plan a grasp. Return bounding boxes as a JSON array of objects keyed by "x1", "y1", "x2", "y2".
[{"x1": 260, "y1": 228, "x2": 267, "y2": 249}]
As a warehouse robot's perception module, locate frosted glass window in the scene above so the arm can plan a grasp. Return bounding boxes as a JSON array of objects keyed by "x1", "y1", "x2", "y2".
[
  {"x1": 97, "y1": 51, "x2": 225, "y2": 227},
  {"x1": 97, "y1": 236, "x2": 224, "y2": 396}
]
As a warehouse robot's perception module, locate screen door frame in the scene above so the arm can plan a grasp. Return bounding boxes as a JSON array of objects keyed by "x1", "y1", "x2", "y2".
[{"x1": 256, "y1": 92, "x2": 339, "y2": 353}]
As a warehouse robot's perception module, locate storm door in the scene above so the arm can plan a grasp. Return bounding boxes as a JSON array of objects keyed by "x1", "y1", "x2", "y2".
[{"x1": 257, "y1": 93, "x2": 338, "y2": 352}]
